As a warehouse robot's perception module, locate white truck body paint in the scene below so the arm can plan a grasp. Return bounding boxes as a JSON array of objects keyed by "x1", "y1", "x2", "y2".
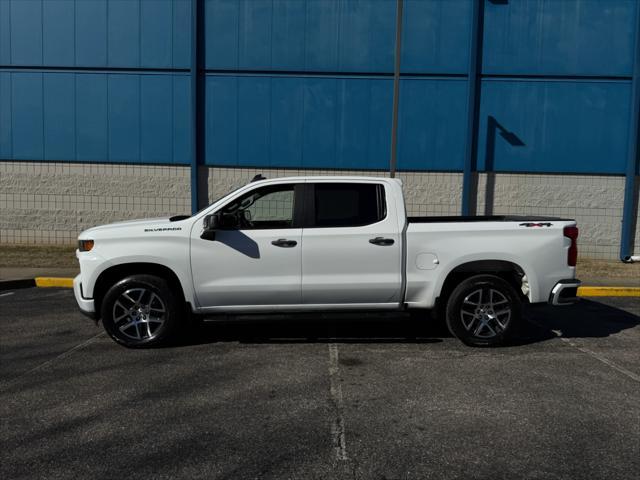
[{"x1": 74, "y1": 176, "x2": 577, "y2": 316}]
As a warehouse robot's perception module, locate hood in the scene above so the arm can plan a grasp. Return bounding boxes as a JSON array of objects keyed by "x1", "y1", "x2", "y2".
[{"x1": 79, "y1": 217, "x2": 172, "y2": 238}]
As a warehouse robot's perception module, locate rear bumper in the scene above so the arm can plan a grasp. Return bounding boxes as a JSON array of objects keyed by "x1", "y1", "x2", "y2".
[
  {"x1": 73, "y1": 274, "x2": 97, "y2": 320},
  {"x1": 549, "y1": 279, "x2": 581, "y2": 306}
]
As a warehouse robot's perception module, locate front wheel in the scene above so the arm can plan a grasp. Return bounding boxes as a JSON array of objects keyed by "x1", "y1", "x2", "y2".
[
  {"x1": 445, "y1": 274, "x2": 521, "y2": 347},
  {"x1": 101, "y1": 274, "x2": 181, "y2": 348}
]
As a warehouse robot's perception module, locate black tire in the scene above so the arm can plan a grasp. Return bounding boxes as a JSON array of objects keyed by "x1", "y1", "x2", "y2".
[
  {"x1": 100, "y1": 274, "x2": 181, "y2": 348},
  {"x1": 445, "y1": 274, "x2": 521, "y2": 347}
]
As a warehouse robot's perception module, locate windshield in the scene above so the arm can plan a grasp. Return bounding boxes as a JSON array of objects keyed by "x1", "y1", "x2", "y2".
[{"x1": 184, "y1": 184, "x2": 248, "y2": 219}]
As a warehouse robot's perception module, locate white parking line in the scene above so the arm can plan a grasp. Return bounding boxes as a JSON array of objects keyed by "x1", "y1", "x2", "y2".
[
  {"x1": 551, "y1": 329, "x2": 640, "y2": 383},
  {"x1": 0, "y1": 292, "x2": 15, "y2": 297},
  {"x1": 328, "y1": 343, "x2": 348, "y2": 461},
  {"x1": 2, "y1": 331, "x2": 106, "y2": 391},
  {"x1": 529, "y1": 319, "x2": 640, "y2": 383}
]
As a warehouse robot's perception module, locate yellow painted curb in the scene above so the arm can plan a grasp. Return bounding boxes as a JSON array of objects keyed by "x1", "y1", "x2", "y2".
[
  {"x1": 578, "y1": 286, "x2": 640, "y2": 297},
  {"x1": 35, "y1": 277, "x2": 74, "y2": 288}
]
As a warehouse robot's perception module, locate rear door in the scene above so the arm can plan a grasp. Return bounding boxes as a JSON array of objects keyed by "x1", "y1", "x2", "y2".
[{"x1": 301, "y1": 182, "x2": 402, "y2": 305}]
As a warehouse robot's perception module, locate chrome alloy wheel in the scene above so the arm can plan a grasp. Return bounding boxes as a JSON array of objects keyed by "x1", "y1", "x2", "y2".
[
  {"x1": 112, "y1": 288, "x2": 166, "y2": 341},
  {"x1": 460, "y1": 287, "x2": 512, "y2": 339}
]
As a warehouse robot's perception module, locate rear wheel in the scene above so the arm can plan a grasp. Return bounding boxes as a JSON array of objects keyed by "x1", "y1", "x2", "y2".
[
  {"x1": 101, "y1": 274, "x2": 180, "y2": 348},
  {"x1": 445, "y1": 274, "x2": 521, "y2": 347}
]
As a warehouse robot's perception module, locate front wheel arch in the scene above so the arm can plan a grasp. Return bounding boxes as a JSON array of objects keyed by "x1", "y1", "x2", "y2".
[{"x1": 93, "y1": 263, "x2": 187, "y2": 320}]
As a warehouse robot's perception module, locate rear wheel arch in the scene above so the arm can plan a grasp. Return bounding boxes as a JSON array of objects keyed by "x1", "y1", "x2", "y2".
[
  {"x1": 436, "y1": 260, "x2": 529, "y2": 310},
  {"x1": 93, "y1": 263, "x2": 187, "y2": 319}
]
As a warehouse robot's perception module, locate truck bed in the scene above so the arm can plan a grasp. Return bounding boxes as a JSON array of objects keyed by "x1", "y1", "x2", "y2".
[{"x1": 407, "y1": 215, "x2": 570, "y2": 223}]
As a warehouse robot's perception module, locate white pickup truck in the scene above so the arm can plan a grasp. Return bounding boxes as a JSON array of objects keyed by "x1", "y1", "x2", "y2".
[{"x1": 74, "y1": 176, "x2": 580, "y2": 348}]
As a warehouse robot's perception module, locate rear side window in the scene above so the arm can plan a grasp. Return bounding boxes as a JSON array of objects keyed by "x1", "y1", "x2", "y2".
[{"x1": 311, "y1": 183, "x2": 386, "y2": 228}]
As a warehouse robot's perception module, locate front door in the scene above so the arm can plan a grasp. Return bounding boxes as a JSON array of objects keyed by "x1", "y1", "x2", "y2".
[{"x1": 191, "y1": 183, "x2": 303, "y2": 308}]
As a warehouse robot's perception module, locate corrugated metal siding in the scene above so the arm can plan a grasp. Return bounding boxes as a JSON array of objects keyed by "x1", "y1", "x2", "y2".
[
  {"x1": 205, "y1": 75, "x2": 392, "y2": 169},
  {"x1": 401, "y1": 0, "x2": 472, "y2": 74},
  {"x1": 483, "y1": 0, "x2": 637, "y2": 76},
  {"x1": 0, "y1": 71, "x2": 191, "y2": 164},
  {"x1": 2, "y1": 0, "x2": 191, "y2": 68},
  {"x1": 0, "y1": 0, "x2": 638, "y2": 174},
  {"x1": 397, "y1": 78, "x2": 468, "y2": 171},
  {"x1": 478, "y1": 79, "x2": 631, "y2": 174},
  {"x1": 205, "y1": 0, "x2": 397, "y2": 72}
]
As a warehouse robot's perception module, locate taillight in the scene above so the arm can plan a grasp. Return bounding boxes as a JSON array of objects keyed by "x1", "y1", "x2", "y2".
[{"x1": 563, "y1": 226, "x2": 578, "y2": 267}]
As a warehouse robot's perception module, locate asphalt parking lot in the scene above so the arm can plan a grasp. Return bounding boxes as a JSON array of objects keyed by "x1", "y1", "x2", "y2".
[{"x1": 1, "y1": 288, "x2": 639, "y2": 480}]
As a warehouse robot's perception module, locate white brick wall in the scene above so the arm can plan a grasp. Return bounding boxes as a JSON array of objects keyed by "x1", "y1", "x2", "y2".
[
  {"x1": 476, "y1": 173, "x2": 639, "y2": 260},
  {"x1": 1, "y1": 161, "x2": 638, "y2": 260},
  {"x1": 0, "y1": 161, "x2": 190, "y2": 244}
]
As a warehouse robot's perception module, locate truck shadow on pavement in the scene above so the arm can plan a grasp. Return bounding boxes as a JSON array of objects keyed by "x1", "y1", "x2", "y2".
[
  {"x1": 521, "y1": 299, "x2": 640, "y2": 341},
  {"x1": 176, "y1": 299, "x2": 639, "y2": 348}
]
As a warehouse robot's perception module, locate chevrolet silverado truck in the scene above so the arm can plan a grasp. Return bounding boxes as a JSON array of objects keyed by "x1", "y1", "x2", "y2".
[{"x1": 74, "y1": 176, "x2": 580, "y2": 348}]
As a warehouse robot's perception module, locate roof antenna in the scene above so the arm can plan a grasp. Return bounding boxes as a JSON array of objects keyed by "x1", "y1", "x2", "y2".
[{"x1": 251, "y1": 174, "x2": 266, "y2": 182}]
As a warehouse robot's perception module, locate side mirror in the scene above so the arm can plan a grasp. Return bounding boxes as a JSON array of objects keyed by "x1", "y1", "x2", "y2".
[
  {"x1": 200, "y1": 213, "x2": 220, "y2": 240},
  {"x1": 203, "y1": 213, "x2": 220, "y2": 231}
]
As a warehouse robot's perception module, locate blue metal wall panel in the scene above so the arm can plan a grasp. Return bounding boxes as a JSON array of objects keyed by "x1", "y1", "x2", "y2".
[
  {"x1": 1, "y1": 0, "x2": 637, "y2": 175},
  {"x1": 205, "y1": 76, "x2": 238, "y2": 165},
  {"x1": 338, "y1": 0, "x2": 396, "y2": 72},
  {"x1": 1, "y1": 71, "x2": 191, "y2": 164},
  {"x1": 237, "y1": 0, "x2": 273, "y2": 70},
  {"x1": 108, "y1": 0, "x2": 141, "y2": 67},
  {"x1": 401, "y1": 0, "x2": 472, "y2": 74},
  {"x1": 304, "y1": 0, "x2": 340, "y2": 71},
  {"x1": 302, "y1": 78, "x2": 338, "y2": 168},
  {"x1": 205, "y1": 75, "x2": 392, "y2": 169},
  {"x1": 76, "y1": 74, "x2": 108, "y2": 161},
  {"x1": 172, "y1": 0, "x2": 192, "y2": 70},
  {"x1": 270, "y1": 77, "x2": 305, "y2": 167},
  {"x1": 10, "y1": 0, "x2": 42, "y2": 66},
  {"x1": 336, "y1": 78, "x2": 392, "y2": 169},
  {"x1": 43, "y1": 0, "x2": 75, "y2": 66},
  {"x1": 205, "y1": 0, "x2": 396, "y2": 72},
  {"x1": 238, "y1": 76, "x2": 271, "y2": 166},
  {"x1": 478, "y1": 80, "x2": 631, "y2": 174},
  {"x1": 75, "y1": 0, "x2": 108, "y2": 67},
  {"x1": 172, "y1": 75, "x2": 192, "y2": 163},
  {"x1": 205, "y1": 0, "x2": 240, "y2": 70},
  {"x1": 141, "y1": 75, "x2": 174, "y2": 163},
  {"x1": 44, "y1": 73, "x2": 75, "y2": 160},
  {"x1": 483, "y1": 0, "x2": 638, "y2": 76},
  {"x1": 11, "y1": 73, "x2": 43, "y2": 160},
  {"x1": 0, "y1": 1, "x2": 10, "y2": 65},
  {"x1": 2, "y1": 0, "x2": 190, "y2": 68},
  {"x1": 272, "y1": 0, "x2": 307, "y2": 70},
  {"x1": 109, "y1": 75, "x2": 140, "y2": 162},
  {"x1": 0, "y1": 73, "x2": 12, "y2": 157},
  {"x1": 141, "y1": 0, "x2": 173, "y2": 68},
  {"x1": 397, "y1": 78, "x2": 468, "y2": 171}
]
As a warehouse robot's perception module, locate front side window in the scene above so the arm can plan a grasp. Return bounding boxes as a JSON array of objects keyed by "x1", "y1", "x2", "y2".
[
  {"x1": 312, "y1": 183, "x2": 386, "y2": 228},
  {"x1": 219, "y1": 184, "x2": 295, "y2": 230}
]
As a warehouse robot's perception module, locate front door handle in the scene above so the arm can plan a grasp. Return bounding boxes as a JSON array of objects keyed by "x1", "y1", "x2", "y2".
[
  {"x1": 271, "y1": 239, "x2": 298, "y2": 248},
  {"x1": 369, "y1": 237, "x2": 394, "y2": 246}
]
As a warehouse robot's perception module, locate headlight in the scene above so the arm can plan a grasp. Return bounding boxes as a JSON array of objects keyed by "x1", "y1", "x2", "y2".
[{"x1": 78, "y1": 240, "x2": 94, "y2": 252}]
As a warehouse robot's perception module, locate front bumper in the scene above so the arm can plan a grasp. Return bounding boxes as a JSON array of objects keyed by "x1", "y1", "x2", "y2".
[
  {"x1": 73, "y1": 274, "x2": 97, "y2": 320},
  {"x1": 549, "y1": 279, "x2": 581, "y2": 306}
]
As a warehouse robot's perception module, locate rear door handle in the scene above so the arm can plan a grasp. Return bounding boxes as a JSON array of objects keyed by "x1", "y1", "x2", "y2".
[
  {"x1": 271, "y1": 239, "x2": 298, "y2": 248},
  {"x1": 369, "y1": 237, "x2": 394, "y2": 246}
]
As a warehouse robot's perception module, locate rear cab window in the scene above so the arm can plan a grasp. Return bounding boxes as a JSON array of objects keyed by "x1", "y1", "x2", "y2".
[{"x1": 307, "y1": 183, "x2": 386, "y2": 228}]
